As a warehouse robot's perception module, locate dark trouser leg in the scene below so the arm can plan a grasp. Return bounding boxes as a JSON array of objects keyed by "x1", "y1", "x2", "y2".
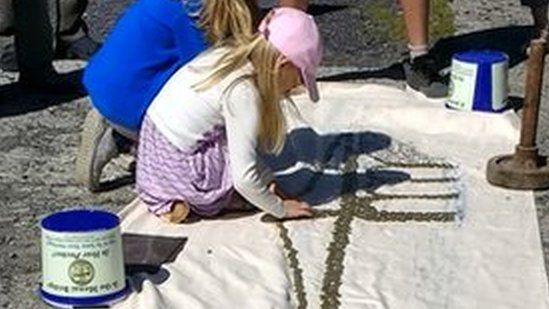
[
  {"x1": 57, "y1": 0, "x2": 88, "y2": 43},
  {"x1": 532, "y1": 5, "x2": 548, "y2": 35},
  {"x1": 0, "y1": 0, "x2": 16, "y2": 71},
  {"x1": 0, "y1": 0, "x2": 14, "y2": 35},
  {"x1": 13, "y1": 0, "x2": 55, "y2": 81},
  {"x1": 56, "y1": 0, "x2": 98, "y2": 60},
  {"x1": 522, "y1": 0, "x2": 549, "y2": 36},
  {"x1": 521, "y1": 0, "x2": 549, "y2": 9}
]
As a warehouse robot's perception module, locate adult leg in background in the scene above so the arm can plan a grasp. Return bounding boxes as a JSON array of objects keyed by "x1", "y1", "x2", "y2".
[
  {"x1": 400, "y1": 0, "x2": 448, "y2": 101},
  {"x1": 12, "y1": 0, "x2": 78, "y2": 93},
  {"x1": 522, "y1": 0, "x2": 548, "y2": 41},
  {"x1": 277, "y1": 0, "x2": 447, "y2": 100},
  {"x1": 2, "y1": 0, "x2": 99, "y2": 73},
  {"x1": 55, "y1": 0, "x2": 99, "y2": 59},
  {"x1": 0, "y1": 0, "x2": 16, "y2": 71}
]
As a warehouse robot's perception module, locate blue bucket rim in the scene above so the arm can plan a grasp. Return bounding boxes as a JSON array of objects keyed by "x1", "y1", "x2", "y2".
[
  {"x1": 453, "y1": 50, "x2": 509, "y2": 64},
  {"x1": 41, "y1": 208, "x2": 120, "y2": 232}
]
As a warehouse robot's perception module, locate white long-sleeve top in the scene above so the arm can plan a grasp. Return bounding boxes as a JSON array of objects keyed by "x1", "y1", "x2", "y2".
[{"x1": 147, "y1": 47, "x2": 285, "y2": 218}]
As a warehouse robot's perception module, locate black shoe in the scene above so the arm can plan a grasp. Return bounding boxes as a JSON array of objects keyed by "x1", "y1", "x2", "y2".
[
  {"x1": 19, "y1": 70, "x2": 85, "y2": 95},
  {"x1": 0, "y1": 43, "x2": 18, "y2": 72},
  {"x1": 57, "y1": 35, "x2": 100, "y2": 60},
  {"x1": 403, "y1": 54, "x2": 448, "y2": 102}
]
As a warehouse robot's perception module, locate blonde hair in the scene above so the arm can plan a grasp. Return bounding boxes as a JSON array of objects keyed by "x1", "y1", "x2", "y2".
[
  {"x1": 196, "y1": 34, "x2": 287, "y2": 154},
  {"x1": 198, "y1": 0, "x2": 258, "y2": 46}
]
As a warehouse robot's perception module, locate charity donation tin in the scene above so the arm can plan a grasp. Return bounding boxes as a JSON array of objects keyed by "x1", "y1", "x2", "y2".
[
  {"x1": 447, "y1": 50, "x2": 509, "y2": 112},
  {"x1": 39, "y1": 209, "x2": 128, "y2": 308}
]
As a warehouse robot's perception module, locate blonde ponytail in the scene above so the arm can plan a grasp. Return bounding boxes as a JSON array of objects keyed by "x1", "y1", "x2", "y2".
[
  {"x1": 196, "y1": 35, "x2": 286, "y2": 154},
  {"x1": 199, "y1": 0, "x2": 258, "y2": 46}
]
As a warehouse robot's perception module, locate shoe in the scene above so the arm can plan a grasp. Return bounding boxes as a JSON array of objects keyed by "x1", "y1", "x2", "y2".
[
  {"x1": 403, "y1": 54, "x2": 449, "y2": 103},
  {"x1": 75, "y1": 109, "x2": 121, "y2": 192},
  {"x1": 0, "y1": 43, "x2": 18, "y2": 72},
  {"x1": 57, "y1": 35, "x2": 100, "y2": 60}
]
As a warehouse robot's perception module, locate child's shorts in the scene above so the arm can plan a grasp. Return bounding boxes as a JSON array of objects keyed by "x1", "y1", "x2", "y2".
[{"x1": 136, "y1": 116, "x2": 234, "y2": 217}]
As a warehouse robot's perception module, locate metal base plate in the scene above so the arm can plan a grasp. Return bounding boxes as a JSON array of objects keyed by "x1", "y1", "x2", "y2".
[{"x1": 487, "y1": 154, "x2": 549, "y2": 190}]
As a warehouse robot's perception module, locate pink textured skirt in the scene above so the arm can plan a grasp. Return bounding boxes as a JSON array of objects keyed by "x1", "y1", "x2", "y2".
[{"x1": 136, "y1": 116, "x2": 234, "y2": 216}]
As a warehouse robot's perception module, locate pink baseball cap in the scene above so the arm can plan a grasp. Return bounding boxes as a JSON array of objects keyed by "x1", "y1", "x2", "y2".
[{"x1": 259, "y1": 7, "x2": 323, "y2": 102}]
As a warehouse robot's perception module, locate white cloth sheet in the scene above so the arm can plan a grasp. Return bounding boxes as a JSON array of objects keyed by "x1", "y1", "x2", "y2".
[{"x1": 114, "y1": 83, "x2": 549, "y2": 309}]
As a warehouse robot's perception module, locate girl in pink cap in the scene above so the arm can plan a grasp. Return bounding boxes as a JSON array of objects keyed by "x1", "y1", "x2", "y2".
[{"x1": 135, "y1": 7, "x2": 323, "y2": 223}]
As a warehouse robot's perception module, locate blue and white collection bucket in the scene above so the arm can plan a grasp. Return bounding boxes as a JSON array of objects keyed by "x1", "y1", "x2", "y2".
[
  {"x1": 39, "y1": 209, "x2": 129, "y2": 308},
  {"x1": 446, "y1": 50, "x2": 509, "y2": 112}
]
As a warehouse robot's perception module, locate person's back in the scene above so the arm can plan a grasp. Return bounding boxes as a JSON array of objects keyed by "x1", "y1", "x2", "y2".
[{"x1": 83, "y1": 0, "x2": 207, "y2": 132}]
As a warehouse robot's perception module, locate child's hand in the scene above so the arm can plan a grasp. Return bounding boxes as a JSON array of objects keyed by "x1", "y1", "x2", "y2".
[{"x1": 283, "y1": 200, "x2": 313, "y2": 219}]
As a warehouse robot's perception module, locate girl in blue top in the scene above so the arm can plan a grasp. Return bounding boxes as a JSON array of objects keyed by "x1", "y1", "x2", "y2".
[{"x1": 76, "y1": 0, "x2": 258, "y2": 191}]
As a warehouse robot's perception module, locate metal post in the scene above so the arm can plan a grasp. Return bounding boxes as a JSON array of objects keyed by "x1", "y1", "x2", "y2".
[
  {"x1": 516, "y1": 39, "x2": 545, "y2": 166},
  {"x1": 486, "y1": 38, "x2": 549, "y2": 190}
]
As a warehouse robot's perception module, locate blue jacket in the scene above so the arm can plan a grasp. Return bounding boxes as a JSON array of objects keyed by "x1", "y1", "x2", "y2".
[{"x1": 83, "y1": 0, "x2": 207, "y2": 131}]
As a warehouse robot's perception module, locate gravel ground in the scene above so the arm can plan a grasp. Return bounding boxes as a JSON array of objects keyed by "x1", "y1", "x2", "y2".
[{"x1": 0, "y1": 0, "x2": 548, "y2": 308}]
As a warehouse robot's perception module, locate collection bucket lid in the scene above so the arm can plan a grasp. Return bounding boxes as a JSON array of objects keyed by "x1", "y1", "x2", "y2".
[
  {"x1": 41, "y1": 209, "x2": 120, "y2": 232},
  {"x1": 453, "y1": 50, "x2": 508, "y2": 64}
]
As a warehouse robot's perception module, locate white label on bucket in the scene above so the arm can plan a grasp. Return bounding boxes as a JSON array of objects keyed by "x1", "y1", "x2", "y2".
[
  {"x1": 447, "y1": 59, "x2": 478, "y2": 110},
  {"x1": 491, "y1": 60, "x2": 509, "y2": 111},
  {"x1": 41, "y1": 227, "x2": 125, "y2": 298}
]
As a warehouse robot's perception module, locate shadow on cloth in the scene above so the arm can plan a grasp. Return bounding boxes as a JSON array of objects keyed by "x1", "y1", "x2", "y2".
[
  {"x1": 126, "y1": 267, "x2": 171, "y2": 293},
  {"x1": 262, "y1": 128, "x2": 410, "y2": 205},
  {"x1": 320, "y1": 25, "x2": 534, "y2": 82},
  {"x1": 184, "y1": 208, "x2": 261, "y2": 224},
  {"x1": 122, "y1": 233, "x2": 187, "y2": 291}
]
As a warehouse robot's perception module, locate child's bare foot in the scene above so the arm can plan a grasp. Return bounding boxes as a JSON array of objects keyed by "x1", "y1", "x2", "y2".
[{"x1": 161, "y1": 201, "x2": 190, "y2": 223}]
